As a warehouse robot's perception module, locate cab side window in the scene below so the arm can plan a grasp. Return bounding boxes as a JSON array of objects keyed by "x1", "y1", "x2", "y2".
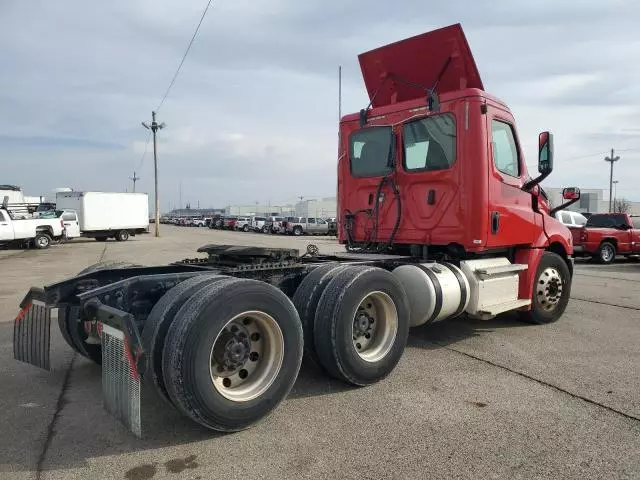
[{"x1": 491, "y1": 120, "x2": 520, "y2": 178}]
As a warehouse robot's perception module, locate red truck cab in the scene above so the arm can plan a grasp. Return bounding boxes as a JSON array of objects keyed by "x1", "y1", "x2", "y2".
[
  {"x1": 578, "y1": 213, "x2": 640, "y2": 263},
  {"x1": 338, "y1": 24, "x2": 578, "y2": 322}
]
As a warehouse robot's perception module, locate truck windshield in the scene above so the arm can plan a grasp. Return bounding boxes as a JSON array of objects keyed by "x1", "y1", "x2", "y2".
[
  {"x1": 349, "y1": 126, "x2": 393, "y2": 178},
  {"x1": 403, "y1": 114, "x2": 456, "y2": 171}
]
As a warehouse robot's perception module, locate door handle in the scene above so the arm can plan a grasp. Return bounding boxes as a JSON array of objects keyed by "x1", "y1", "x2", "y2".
[{"x1": 491, "y1": 211, "x2": 500, "y2": 234}]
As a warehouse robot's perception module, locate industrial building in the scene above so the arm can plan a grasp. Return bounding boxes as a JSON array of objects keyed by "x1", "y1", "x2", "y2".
[{"x1": 545, "y1": 187, "x2": 640, "y2": 215}]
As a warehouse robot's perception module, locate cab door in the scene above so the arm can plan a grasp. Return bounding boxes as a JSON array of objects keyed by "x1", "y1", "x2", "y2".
[
  {"x1": 485, "y1": 108, "x2": 536, "y2": 248},
  {"x1": 62, "y1": 211, "x2": 81, "y2": 238},
  {"x1": 307, "y1": 217, "x2": 318, "y2": 233},
  {"x1": 0, "y1": 210, "x2": 14, "y2": 240}
]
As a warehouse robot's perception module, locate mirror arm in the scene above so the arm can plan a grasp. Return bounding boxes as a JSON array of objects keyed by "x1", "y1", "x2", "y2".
[
  {"x1": 550, "y1": 197, "x2": 580, "y2": 217},
  {"x1": 523, "y1": 170, "x2": 552, "y2": 191}
]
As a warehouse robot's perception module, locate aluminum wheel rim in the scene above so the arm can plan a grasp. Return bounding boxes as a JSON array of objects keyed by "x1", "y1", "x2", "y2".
[
  {"x1": 536, "y1": 267, "x2": 564, "y2": 312},
  {"x1": 601, "y1": 245, "x2": 614, "y2": 262},
  {"x1": 209, "y1": 311, "x2": 284, "y2": 402},
  {"x1": 352, "y1": 291, "x2": 398, "y2": 363},
  {"x1": 37, "y1": 236, "x2": 49, "y2": 247}
]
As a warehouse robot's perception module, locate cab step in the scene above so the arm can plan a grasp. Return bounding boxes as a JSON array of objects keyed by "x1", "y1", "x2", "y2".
[
  {"x1": 476, "y1": 264, "x2": 528, "y2": 279},
  {"x1": 477, "y1": 298, "x2": 531, "y2": 318}
]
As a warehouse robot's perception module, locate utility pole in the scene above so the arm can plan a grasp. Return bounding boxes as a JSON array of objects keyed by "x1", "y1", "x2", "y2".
[
  {"x1": 142, "y1": 111, "x2": 165, "y2": 237},
  {"x1": 605, "y1": 149, "x2": 620, "y2": 213},
  {"x1": 129, "y1": 170, "x2": 140, "y2": 193},
  {"x1": 613, "y1": 180, "x2": 619, "y2": 205}
]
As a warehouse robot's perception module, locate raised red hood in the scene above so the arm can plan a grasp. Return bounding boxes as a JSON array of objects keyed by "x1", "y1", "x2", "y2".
[{"x1": 358, "y1": 23, "x2": 483, "y2": 108}]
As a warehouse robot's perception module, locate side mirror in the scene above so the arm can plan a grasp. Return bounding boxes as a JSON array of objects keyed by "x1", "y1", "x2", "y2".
[
  {"x1": 538, "y1": 131, "x2": 554, "y2": 174},
  {"x1": 562, "y1": 187, "x2": 580, "y2": 200},
  {"x1": 524, "y1": 131, "x2": 555, "y2": 191},
  {"x1": 550, "y1": 187, "x2": 581, "y2": 217}
]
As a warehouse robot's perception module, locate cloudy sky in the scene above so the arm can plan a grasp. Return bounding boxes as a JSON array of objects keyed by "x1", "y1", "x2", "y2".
[{"x1": 1, "y1": 0, "x2": 639, "y2": 211}]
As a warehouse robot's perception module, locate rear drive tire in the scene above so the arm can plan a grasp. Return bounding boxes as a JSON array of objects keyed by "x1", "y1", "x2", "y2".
[
  {"x1": 243, "y1": 224, "x2": 250, "y2": 232},
  {"x1": 597, "y1": 241, "x2": 616, "y2": 264},
  {"x1": 292, "y1": 263, "x2": 346, "y2": 370},
  {"x1": 141, "y1": 274, "x2": 226, "y2": 406},
  {"x1": 115, "y1": 230, "x2": 130, "y2": 242},
  {"x1": 293, "y1": 226, "x2": 303, "y2": 236},
  {"x1": 519, "y1": 251, "x2": 571, "y2": 325},
  {"x1": 313, "y1": 266, "x2": 410, "y2": 386},
  {"x1": 33, "y1": 233, "x2": 51, "y2": 249},
  {"x1": 162, "y1": 278, "x2": 303, "y2": 432},
  {"x1": 59, "y1": 262, "x2": 142, "y2": 364}
]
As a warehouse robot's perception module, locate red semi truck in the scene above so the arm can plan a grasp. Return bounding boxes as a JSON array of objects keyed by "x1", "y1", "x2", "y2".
[{"x1": 13, "y1": 24, "x2": 580, "y2": 437}]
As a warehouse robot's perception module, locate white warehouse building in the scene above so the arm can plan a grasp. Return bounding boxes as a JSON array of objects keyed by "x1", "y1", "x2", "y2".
[{"x1": 295, "y1": 197, "x2": 337, "y2": 219}]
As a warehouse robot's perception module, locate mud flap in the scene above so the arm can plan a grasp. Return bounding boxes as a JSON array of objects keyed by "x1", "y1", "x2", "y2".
[
  {"x1": 101, "y1": 323, "x2": 142, "y2": 437},
  {"x1": 13, "y1": 289, "x2": 51, "y2": 370}
]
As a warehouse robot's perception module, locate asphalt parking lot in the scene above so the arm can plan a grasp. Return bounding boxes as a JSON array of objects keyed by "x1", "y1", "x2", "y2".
[{"x1": 1, "y1": 227, "x2": 639, "y2": 480}]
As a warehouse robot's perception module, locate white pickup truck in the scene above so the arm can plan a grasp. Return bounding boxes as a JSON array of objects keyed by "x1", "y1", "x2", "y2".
[{"x1": 0, "y1": 208, "x2": 66, "y2": 249}]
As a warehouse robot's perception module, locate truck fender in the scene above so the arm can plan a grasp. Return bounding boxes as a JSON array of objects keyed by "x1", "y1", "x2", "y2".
[{"x1": 514, "y1": 240, "x2": 572, "y2": 308}]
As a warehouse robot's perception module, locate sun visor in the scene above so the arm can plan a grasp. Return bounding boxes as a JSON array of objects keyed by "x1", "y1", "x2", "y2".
[{"x1": 358, "y1": 24, "x2": 484, "y2": 108}]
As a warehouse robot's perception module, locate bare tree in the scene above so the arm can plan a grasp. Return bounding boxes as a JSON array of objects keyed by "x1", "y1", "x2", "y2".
[{"x1": 613, "y1": 197, "x2": 631, "y2": 214}]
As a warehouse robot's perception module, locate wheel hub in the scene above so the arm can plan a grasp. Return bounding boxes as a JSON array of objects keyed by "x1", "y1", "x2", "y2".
[
  {"x1": 354, "y1": 313, "x2": 372, "y2": 337},
  {"x1": 209, "y1": 311, "x2": 285, "y2": 402},
  {"x1": 212, "y1": 330, "x2": 251, "y2": 375},
  {"x1": 536, "y1": 267, "x2": 563, "y2": 312},
  {"x1": 351, "y1": 291, "x2": 398, "y2": 363}
]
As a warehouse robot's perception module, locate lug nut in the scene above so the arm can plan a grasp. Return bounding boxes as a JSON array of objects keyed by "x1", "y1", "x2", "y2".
[
  {"x1": 222, "y1": 378, "x2": 232, "y2": 388},
  {"x1": 239, "y1": 369, "x2": 248, "y2": 379},
  {"x1": 250, "y1": 332, "x2": 260, "y2": 342},
  {"x1": 249, "y1": 352, "x2": 259, "y2": 361}
]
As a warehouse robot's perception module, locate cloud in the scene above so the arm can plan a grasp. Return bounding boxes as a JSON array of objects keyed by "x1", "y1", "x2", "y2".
[{"x1": 1, "y1": 0, "x2": 639, "y2": 211}]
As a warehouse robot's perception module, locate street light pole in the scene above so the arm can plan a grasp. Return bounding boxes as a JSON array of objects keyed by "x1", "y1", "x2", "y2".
[
  {"x1": 605, "y1": 149, "x2": 620, "y2": 213},
  {"x1": 613, "y1": 180, "x2": 619, "y2": 205},
  {"x1": 142, "y1": 111, "x2": 165, "y2": 237}
]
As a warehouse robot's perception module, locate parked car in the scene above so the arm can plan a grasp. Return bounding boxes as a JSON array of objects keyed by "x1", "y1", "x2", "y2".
[
  {"x1": 192, "y1": 218, "x2": 207, "y2": 227},
  {"x1": 223, "y1": 216, "x2": 238, "y2": 230},
  {"x1": 285, "y1": 217, "x2": 330, "y2": 236},
  {"x1": 263, "y1": 216, "x2": 284, "y2": 233},
  {"x1": 577, "y1": 213, "x2": 640, "y2": 263},
  {"x1": 281, "y1": 216, "x2": 301, "y2": 233},
  {"x1": 211, "y1": 215, "x2": 225, "y2": 229},
  {"x1": 554, "y1": 210, "x2": 587, "y2": 252},
  {"x1": 250, "y1": 216, "x2": 267, "y2": 232},
  {"x1": 235, "y1": 217, "x2": 252, "y2": 232}
]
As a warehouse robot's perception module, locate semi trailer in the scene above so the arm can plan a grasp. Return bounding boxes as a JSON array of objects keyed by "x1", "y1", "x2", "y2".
[{"x1": 13, "y1": 24, "x2": 580, "y2": 437}]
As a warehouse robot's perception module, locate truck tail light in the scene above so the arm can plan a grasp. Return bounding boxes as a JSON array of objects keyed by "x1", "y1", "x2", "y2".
[{"x1": 580, "y1": 229, "x2": 587, "y2": 242}]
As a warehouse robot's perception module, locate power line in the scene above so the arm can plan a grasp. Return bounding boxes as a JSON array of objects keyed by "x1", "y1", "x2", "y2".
[
  {"x1": 155, "y1": 0, "x2": 214, "y2": 112},
  {"x1": 137, "y1": 131, "x2": 152, "y2": 170}
]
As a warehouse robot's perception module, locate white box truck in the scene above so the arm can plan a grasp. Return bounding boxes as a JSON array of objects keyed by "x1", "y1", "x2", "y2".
[{"x1": 55, "y1": 191, "x2": 149, "y2": 242}]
